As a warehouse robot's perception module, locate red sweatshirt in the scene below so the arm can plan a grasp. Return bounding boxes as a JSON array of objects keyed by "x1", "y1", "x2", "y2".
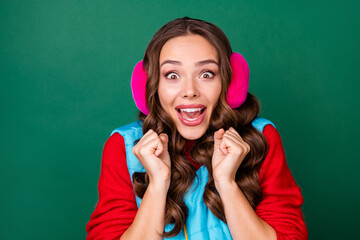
[{"x1": 86, "y1": 124, "x2": 308, "y2": 239}]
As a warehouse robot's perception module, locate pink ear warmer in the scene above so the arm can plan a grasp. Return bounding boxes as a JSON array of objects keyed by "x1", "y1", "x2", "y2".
[{"x1": 131, "y1": 52, "x2": 249, "y2": 115}]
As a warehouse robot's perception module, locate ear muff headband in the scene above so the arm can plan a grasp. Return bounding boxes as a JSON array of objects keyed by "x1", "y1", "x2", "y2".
[{"x1": 131, "y1": 52, "x2": 249, "y2": 115}]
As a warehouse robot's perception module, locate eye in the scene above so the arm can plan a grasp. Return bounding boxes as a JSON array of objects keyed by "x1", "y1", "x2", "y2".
[
  {"x1": 165, "y1": 72, "x2": 180, "y2": 80},
  {"x1": 200, "y1": 71, "x2": 215, "y2": 79}
]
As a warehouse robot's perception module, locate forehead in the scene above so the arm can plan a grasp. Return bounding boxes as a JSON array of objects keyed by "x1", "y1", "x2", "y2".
[{"x1": 159, "y1": 34, "x2": 218, "y2": 63}]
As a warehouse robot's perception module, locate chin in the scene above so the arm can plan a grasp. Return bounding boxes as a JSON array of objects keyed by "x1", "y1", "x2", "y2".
[{"x1": 177, "y1": 126, "x2": 207, "y2": 140}]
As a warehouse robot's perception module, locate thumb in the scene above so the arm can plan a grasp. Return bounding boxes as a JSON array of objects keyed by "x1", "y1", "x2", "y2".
[
  {"x1": 159, "y1": 133, "x2": 169, "y2": 152},
  {"x1": 214, "y1": 129, "x2": 224, "y2": 149}
]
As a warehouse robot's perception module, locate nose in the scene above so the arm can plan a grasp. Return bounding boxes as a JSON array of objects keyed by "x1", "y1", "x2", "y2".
[{"x1": 182, "y1": 78, "x2": 199, "y2": 98}]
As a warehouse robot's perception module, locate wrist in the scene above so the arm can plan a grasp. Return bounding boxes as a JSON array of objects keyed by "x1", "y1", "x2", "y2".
[
  {"x1": 214, "y1": 178, "x2": 237, "y2": 195},
  {"x1": 148, "y1": 179, "x2": 170, "y2": 193}
]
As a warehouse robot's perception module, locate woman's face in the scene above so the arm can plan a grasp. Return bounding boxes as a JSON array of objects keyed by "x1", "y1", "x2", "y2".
[{"x1": 158, "y1": 34, "x2": 222, "y2": 140}]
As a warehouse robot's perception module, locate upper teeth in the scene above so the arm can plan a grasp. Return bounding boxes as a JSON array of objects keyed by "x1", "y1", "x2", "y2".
[{"x1": 180, "y1": 108, "x2": 203, "y2": 112}]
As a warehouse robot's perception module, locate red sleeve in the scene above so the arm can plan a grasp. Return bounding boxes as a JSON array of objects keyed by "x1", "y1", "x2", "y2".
[
  {"x1": 86, "y1": 132, "x2": 137, "y2": 240},
  {"x1": 256, "y1": 125, "x2": 308, "y2": 240}
]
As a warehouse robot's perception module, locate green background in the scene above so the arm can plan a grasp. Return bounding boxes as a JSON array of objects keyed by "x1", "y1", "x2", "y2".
[{"x1": 1, "y1": 0, "x2": 359, "y2": 239}]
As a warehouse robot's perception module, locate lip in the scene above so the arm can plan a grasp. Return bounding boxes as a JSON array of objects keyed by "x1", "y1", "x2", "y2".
[
  {"x1": 175, "y1": 104, "x2": 207, "y2": 127},
  {"x1": 175, "y1": 104, "x2": 206, "y2": 109}
]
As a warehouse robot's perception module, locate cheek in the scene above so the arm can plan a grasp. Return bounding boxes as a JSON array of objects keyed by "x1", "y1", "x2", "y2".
[
  {"x1": 158, "y1": 79, "x2": 168, "y2": 99},
  {"x1": 158, "y1": 82, "x2": 175, "y2": 112},
  {"x1": 158, "y1": 92, "x2": 168, "y2": 111},
  {"x1": 209, "y1": 81, "x2": 222, "y2": 105}
]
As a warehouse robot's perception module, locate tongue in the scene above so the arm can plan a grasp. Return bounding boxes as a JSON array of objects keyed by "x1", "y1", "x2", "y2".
[{"x1": 181, "y1": 110, "x2": 201, "y2": 119}]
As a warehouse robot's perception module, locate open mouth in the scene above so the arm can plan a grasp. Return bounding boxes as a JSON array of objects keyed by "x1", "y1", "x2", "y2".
[{"x1": 177, "y1": 107, "x2": 206, "y2": 121}]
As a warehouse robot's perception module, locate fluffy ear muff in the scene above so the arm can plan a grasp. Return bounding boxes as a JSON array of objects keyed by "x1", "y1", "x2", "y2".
[
  {"x1": 131, "y1": 60, "x2": 149, "y2": 115},
  {"x1": 226, "y1": 52, "x2": 249, "y2": 108},
  {"x1": 131, "y1": 52, "x2": 249, "y2": 115}
]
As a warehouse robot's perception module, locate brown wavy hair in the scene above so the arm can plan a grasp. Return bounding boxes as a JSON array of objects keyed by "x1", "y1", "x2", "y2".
[{"x1": 132, "y1": 17, "x2": 269, "y2": 238}]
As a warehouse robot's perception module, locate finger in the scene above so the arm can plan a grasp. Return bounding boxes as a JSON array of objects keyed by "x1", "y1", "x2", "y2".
[
  {"x1": 223, "y1": 132, "x2": 250, "y2": 153},
  {"x1": 139, "y1": 130, "x2": 161, "y2": 146},
  {"x1": 225, "y1": 128, "x2": 249, "y2": 149},
  {"x1": 154, "y1": 137, "x2": 164, "y2": 157},
  {"x1": 214, "y1": 128, "x2": 225, "y2": 148},
  {"x1": 228, "y1": 128, "x2": 250, "y2": 152},
  {"x1": 219, "y1": 138, "x2": 229, "y2": 155},
  {"x1": 227, "y1": 127, "x2": 243, "y2": 141},
  {"x1": 142, "y1": 129, "x2": 156, "y2": 138},
  {"x1": 223, "y1": 130, "x2": 241, "y2": 144},
  {"x1": 222, "y1": 132, "x2": 249, "y2": 155},
  {"x1": 135, "y1": 130, "x2": 163, "y2": 156}
]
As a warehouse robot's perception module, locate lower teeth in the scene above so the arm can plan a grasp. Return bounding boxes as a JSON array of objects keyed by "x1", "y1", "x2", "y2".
[
  {"x1": 182, "y1": 115, "x2": 201, "y2": 121},
  {"x1": 180, "y1": 110, "x2": 203, "y2": 121}
]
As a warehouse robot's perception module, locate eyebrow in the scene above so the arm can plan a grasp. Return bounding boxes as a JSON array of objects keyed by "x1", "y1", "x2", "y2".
[{"x1": 160, "y1": 59, "x2": 219, "y2": 68}]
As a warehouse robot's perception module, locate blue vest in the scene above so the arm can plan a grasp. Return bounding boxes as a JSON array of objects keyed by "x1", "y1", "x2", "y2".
[{"x1": 111, "y1": 117, "x2": 276, "y2": 239}]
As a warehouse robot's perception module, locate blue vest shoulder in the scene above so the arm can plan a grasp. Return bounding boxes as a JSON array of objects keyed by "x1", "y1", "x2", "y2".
[
  {"x1": 111, "y1": 120, "x2": 143, "y2": 137},
  {"x1": 110, "y1": 120, "x2": 144, "y2": 184},
  {"x1": 251, "y1": 117, "x2": 276, "y2": 132}
]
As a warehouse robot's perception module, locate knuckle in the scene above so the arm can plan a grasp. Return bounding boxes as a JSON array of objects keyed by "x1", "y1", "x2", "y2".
[{"x1": 132, "y1": 148, "x2": 138, "y2": 157}]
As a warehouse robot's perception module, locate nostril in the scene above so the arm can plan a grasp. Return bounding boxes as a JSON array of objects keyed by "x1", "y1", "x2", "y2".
[{"x1": 184, "y1": 92, "x2": 198, "y2": 98}]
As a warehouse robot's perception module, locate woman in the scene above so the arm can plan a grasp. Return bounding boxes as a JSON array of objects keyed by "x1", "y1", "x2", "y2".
[{"x1": 86, "y1": 17, "x2": 308, "y2": 240}]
